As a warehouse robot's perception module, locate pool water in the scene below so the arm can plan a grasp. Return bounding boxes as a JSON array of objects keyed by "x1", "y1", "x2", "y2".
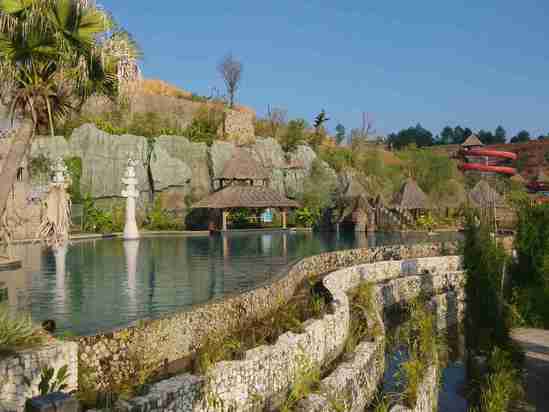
[{"x1": 1, "y1": 230, "x2": 461, "y2": 336}]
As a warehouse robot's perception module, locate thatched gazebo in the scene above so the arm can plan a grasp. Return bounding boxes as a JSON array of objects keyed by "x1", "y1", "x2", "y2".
[
  {"x1": 462, "y1": 135, "x2": 483, "y2": 149},
  {"x1": 391, "y1": 178, "x2": 431, "y2": 213},
  {"x1": 193, "y1": 150, "x2": 300, "y2": 231},
  {"x1": 468, "y1": 180, "x2": 503, "y2": 208}
]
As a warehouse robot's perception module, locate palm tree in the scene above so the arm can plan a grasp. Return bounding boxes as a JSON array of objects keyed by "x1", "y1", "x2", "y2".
[{"x1": 0, "y1": 0, "x2": 140, "y2": 221}]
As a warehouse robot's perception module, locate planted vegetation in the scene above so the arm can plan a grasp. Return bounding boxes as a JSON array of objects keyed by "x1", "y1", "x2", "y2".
[
  {"x1": 195, "y1": 277, "x2": 331, "y2": 374},
  {"x1": 0, "y1": 305, "x2": 46, "y2": 355}
]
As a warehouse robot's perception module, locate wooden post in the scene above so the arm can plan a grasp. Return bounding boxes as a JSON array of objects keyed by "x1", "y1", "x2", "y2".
[
  {"x1": 222, "y1": 209, "x2": 228, "y2": 231},
  {"x1": 282, "y1": 209, "x2": 287, "y2": 229}
]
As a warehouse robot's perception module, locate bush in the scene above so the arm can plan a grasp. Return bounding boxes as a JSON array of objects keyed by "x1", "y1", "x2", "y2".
[
  {"x1": 82, "y1": 197, "x2": 124, "y2": 234},
  {"x1": 0, "y1": 305, "x2": 45, "y2": 351},
  {"x1": 183, "y1": 106, "x2": 224, "y2": 146},
  {"x1": 144, "y1": 199, "x2": 180, "y2": 231}
]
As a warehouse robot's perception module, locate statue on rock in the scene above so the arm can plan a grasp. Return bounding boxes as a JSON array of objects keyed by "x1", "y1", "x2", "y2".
[
  {"x1": 36, "y1": 158, "x2": 71, "y2": 249},
  {"x1": 122, "y1": 156, "x2": 140, "y2": 240}
]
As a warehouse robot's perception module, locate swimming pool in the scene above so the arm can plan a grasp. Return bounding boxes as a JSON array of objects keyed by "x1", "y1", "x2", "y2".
[{"x1": 1, "y1": 230, "x2": 461, "y2": 335}]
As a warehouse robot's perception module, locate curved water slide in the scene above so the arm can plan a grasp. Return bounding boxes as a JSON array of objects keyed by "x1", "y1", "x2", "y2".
[{"x1": 458, "y1": 148, "x2": 517, "y2": 176}]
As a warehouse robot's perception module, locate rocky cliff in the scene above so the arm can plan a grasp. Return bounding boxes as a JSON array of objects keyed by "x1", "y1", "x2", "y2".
[{"x1": 29, "y1": 124, "x2": 336, "y2": 212}]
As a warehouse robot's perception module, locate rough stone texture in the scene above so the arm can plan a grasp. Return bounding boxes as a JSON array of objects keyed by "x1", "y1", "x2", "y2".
[
  {"x1": 0, "y1": 342, "x2": 78, "y2": 412},
  {"x1": 297, "y1": 337, "x2": 386, "y2": 412},
  {"x1": 114, "y1": 375, "x2": 204, "y2": 412},
  {"x1": 26, "y1": 125, "x2": 333, "y2": 216},
  {"x1": 76, "y1": 242, "x2": 459, "y2": 395},
  {"x1": 222, "y1": 110, "x2": 255, "y2": 145}
]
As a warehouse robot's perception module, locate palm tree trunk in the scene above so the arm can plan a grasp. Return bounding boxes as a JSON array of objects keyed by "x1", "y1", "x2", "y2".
[{"x1": 0, "y1": 120, "x2": 35, "y2": 219}]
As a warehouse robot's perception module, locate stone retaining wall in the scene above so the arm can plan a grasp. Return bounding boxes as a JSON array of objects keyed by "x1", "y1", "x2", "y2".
[
  {"x1": 0, "y1": 342, "x2": 78, "y2": 412},
  {"x1": 99, "y1": 254, "x2": 463, "y2": 412},
  {"x1": 77, "y1": 242, "x2": 458, "y2": 392}
]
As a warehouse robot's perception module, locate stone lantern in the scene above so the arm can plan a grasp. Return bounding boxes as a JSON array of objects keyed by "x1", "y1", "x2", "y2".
[{"x1": 121, "y1": 156, "x2": 140, "y2": 240}]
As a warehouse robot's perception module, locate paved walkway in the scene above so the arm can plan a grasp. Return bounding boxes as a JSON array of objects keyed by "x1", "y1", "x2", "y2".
[{"x1": 512, "y1": 328, "x2": 549, "y2": 411}]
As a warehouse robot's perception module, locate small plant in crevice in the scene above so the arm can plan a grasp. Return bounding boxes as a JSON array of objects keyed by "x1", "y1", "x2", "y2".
[
  {"x1": 37, "y1": 365, "x2": 69, "y2": 396},
  {"x1": 345, "y1": 282, "x2": 382, "y2": 354},
  {"x1": 279, "y1": 351, "x2": 321, "y2": 412},
  {"x1": 393, "y1": 299, "x2": 439, "y2": 409}
]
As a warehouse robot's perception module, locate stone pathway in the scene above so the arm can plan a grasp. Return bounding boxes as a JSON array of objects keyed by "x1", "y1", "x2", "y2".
[{"x1": 512, "y1": 328, "x2": 549, "y2": 411}]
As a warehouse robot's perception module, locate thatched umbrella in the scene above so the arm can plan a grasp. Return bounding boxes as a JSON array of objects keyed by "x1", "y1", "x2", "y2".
[
  {"x1": 468, "y1": 180, "x2": 503, "y2": 208},
  {"x1": 432, "y1": 179, "x2": 467, "y2": 209},
  {"x1": 391, "y1": 178, "x2": 431, "y2": 211},
  {"x1": 462, "y1": 135, "x2": 483, "y2": 148},
  {"x1": 510, "y1": 174, "x2": 526, "y2": 185}
]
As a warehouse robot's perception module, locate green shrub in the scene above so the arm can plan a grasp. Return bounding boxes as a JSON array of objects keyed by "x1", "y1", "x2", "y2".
[
  {"x1": 82, "y1": 197, "x2": 124, "y2": 234},
  {"x1": 37, "y1": 365, "x2": 69, "y2": 396},
  {"x1": 183, "y1": 106, "x2": 224, "y2": 146},
  {"x1": 470, "y1": 348, "x2": 525, "y2": 412},
  {"x1": 144, "y1": 199, "x2": 180, "y2": 231},
  {"x1": 0, "y1": 305, "x2": 44, "y2": 351},
  {"x1": 64, "y1": 157, "x2": 83, "y2": 203},
  {"x1": 295, "y1": 208, "x2": 319, "y2": 228}
]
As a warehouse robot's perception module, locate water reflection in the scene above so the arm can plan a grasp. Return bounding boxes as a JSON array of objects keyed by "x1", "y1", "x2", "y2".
[{"x1": 5, "y1": 230, "x2": 461, "y2": 336}]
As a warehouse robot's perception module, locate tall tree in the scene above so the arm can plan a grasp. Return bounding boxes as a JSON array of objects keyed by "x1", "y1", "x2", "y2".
[
  {"x1": 511, "y1": 130, "x2": 531, "y2": 143},
  {"x1": 478, "y1": 130, "x2": 495, "y2": 145},
  {"x1": 387, "y1": 123, "x2": 434, "y2": 150},
  {"x1": 494, "y1": 126, "x2": 506, "y2": 143},
  {"x1": 438, "y1": 126, "x2": 454, "y2": 145},
  {"x1": 335, "y1": 123, "x2": 346, "y2": 145},
  {"x1": 217, "y1": 53, "x2": 242, "y2": 108},
  {"x1": 0, "y1": 0, "x2": 138, "y2": 221}
]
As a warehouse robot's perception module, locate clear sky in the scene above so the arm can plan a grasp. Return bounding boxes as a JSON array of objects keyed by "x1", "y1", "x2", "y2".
[{"x1": 102, "y1": 1, "x2": 549, "y2": 138}]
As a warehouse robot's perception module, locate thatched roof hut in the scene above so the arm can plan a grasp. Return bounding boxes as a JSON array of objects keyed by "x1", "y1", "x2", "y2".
[
  {"x1": 432, "y1": 179, "x2": 467, "y2": 209},
  {"x1": 468, "y1": 180, "x2": 503, "y2": 208},
  {"x1": 217, "y1": 150, "x2": 270, "y2": 181},
  {"x1": 510, "y1": 174, "x2": 526, "y2": 185},
  {"x1": 391, "y1": 178, "x2": 431, "y2": 210},
  {"x1": 193, "y1": 185, "x2": 299, "y2": 209},
  {"x1": 462, "y1": 135, "x2": 483, "y2": 148}
]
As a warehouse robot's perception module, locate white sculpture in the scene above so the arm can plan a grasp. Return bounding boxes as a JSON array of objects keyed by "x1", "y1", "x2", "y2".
[
  {"x1": 36, "y1": 158, "x2": 71, "y2": 249},
  {"x1": 122, "y1": 156, "x2": 140, "y2": 240}
]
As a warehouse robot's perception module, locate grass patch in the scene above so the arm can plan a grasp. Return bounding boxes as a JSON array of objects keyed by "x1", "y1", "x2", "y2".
[
  {"x1": 469, "y1": 347, "x2": 526, "y2": 412},
  {"x1": 393, "y1": 299, "x2": 439, "y2": 408},
  {"x1": 344, "y1": 282, "x2": 382, "y2": 354}
]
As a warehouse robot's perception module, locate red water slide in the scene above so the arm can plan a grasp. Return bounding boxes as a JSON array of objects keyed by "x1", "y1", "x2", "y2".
[
  {"x1": 459, "y1": 163, "x2": 517, "y2": 175},
  {"x1": 464, "y1": 148, "x2": 518, "y2": 161},
  {"x1": 458, "y1": 148, "x2": 517, "y2": 176}
]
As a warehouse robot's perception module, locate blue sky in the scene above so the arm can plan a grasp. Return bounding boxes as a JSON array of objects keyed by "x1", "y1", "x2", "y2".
[{"x1": 102, "y1": 1, "x2": 549, "y2": 138}]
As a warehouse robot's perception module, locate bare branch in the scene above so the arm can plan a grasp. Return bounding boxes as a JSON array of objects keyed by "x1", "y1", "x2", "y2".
[{"x1": 217, "y1": 53, "x2": 242, "y2": 108}]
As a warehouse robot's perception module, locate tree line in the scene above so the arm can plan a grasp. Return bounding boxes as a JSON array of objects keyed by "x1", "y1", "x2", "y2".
[{"x1": 386, "y1": 124, "x2": 548, "y2": 150}]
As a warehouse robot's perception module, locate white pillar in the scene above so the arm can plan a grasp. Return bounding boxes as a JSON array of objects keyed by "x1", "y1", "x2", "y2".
[{"x1": 121, "y1": 157, "x2": 140, "y2": 240}]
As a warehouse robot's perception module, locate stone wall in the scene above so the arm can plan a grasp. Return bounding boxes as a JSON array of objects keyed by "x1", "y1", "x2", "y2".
[
  {"x1": 28, "y1": 125, "x2": 325, "y2": 215},
  {"x1": 0, "y1": 342, "x2": 78, "y2": 412},
  {"x1": 221, "y1": 109, "x2": 255, "y2": 145},
  {"x1": 76, "y1": 242, "x2": 458, "y2": 394}
]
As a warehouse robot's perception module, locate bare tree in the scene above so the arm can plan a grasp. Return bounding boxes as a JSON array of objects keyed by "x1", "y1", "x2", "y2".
[
  {"x1": 266, "y1": 105, "x2": 287, "y2": 138},
  {"x1": 350, "y1": 112, "x2": 375, "y2": 145},
  {"x1": 217, "y1": 53, "x2": 243, "y2": 108}
]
